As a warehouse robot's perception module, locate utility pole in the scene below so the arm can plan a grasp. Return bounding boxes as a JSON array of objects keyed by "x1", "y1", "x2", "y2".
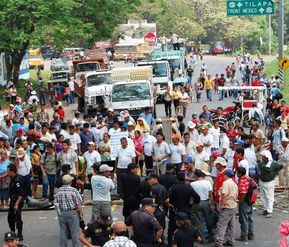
[
  {"x1": 269, "y1": 15, "x2": 272, "y2": 55},
  {"x1": 278, "y1": 0, "x2": 284, "y2": 60}
]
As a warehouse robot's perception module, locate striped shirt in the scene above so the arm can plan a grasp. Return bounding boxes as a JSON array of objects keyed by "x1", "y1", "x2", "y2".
[
  {"x1": 54, "y1": 185, "x2": 82, "y2": 211},
  {"x1": 211, "y1": 115, "x2": 227, "y2": 127}
]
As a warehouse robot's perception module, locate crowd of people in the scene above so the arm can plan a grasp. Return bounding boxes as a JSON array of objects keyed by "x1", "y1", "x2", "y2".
[{"x1": 0, "y1": 53, "x2": 288, "y2": 247}]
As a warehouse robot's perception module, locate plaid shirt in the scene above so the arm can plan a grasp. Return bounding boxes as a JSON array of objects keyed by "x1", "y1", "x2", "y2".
[
  {"x1": 103, "y1": 236, "x2": 137, "y2": 247},
  {"x1": 238, "y1": 175, "x2": 250, "y2": 199},
  {"x1": 54, "y1": 185, "x2": 82, "y2": 211}
]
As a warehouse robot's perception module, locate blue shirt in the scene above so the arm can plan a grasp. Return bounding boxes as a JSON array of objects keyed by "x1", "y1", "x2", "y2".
[
  {"x1": 0, "y1": 159, "x2": 10, "y2": 174},
  {"x1": 271, "y1": 87, "x2": 280, "y2": 97},
  {"x1": 139, "y1": 113, "x2": 154, "y2": 127}
]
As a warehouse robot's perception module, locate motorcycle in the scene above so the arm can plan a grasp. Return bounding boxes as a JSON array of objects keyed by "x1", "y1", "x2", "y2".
[{"x1": 209, "y1": 101, "x2": 243, "y2": 121}]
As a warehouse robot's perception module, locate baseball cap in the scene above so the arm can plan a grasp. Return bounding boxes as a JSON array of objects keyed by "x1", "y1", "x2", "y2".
[
  {"x1": 99, "y1": 164, "x2": 113, "y2": 173},
  {"x1": 87, "y1": 141, "x2": 95, "y2": 146},
  {"x1": 175, "y1": 212, "x2": 189, "y2": 221},
  {"x1": 16, "y1": 129, "x2": 23, "y2": 134},
  {"x1": 127, "y1": 121, "x2": 134, "y2": 126},
  {"x1": 187, "y1": 121, "x2": 196, "y2": 129},
  {"x1": 234, "y1": 140, "x2": 245, "y2": 145},
  {"x1": 214, "y1": 157, "x2": 227, "y2": 167},
  {"x1": 141, "y1": 198, "x2": 158, "y2": 207},
  {"x1": 107, "y1": 107, "x2": 114, "y2": 112},
  {"x1": 4, "y1": 231, "x2": 17, "y2": 241},
  {"x1": 211, "y1": 150, "x2": 220, "y2": 158},
  {"x1": 62, "y1": 174, "x2": 74, "y2": 184},
  {"x1": 224, "y1": 169, "x2": 235, "y2": 178},
  {"x1": 184, "y1": 156, "x2": 193, "y2": 163},
  {"x1": 128, "y1": 163, "x2": 139, "y2": 170}
]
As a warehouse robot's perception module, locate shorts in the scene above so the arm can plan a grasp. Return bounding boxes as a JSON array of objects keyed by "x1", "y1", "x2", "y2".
[
  {"x1": 32, "y1": 165, "x2": 41, "y2": 178},
  {"x1": 0, "y1": 188, "x2": 9, "y2": 200}
]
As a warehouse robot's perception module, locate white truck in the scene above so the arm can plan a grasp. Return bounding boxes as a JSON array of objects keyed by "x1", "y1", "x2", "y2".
[
  {"x1": 73, "y1": 58, "x2": 108, "y2": 113},
  {"x1": 137, "y1": 60, "x2": 171, "y2": 97},
  {"x1": 110, "y1": 66, "x2": 156, "y2": 118}
]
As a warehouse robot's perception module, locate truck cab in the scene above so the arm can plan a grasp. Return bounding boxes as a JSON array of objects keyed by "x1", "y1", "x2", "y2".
[
  {"x1": 84, "y1": 71, "x2": 112, "y2": 113},
  {"x1": 137, "y1": 61, "x2": 171, "y2": 96},
  {"x1": 111, "y1": 66, "x2": 156, "y2": 118}
]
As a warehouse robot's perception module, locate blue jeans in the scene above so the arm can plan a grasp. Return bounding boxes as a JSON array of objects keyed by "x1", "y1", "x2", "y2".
[
  {"x1": 39, "y1": 92, "x2": 46, "y2": 105},
  {"x1": 232, "y1": 89, "x2": 238, "y2": 99},
  {"x1": 70, "y1": 91, "x2": 75, "y2": 103},
  {"x1": 42, "y1": 174, "x2": 56, "y2": 201},
  {"x1": 58, "y1": 210, "x2": 81, "y2": 247},
  {"x1": 206, "y1": 89, "x2": 212, "y2": 100},
  {"x1": 239, "y1": 201, "x2": 254, "y2": 238},
  {"x1": 219, "y1": 90, "x2": 224, "y2": 100}
]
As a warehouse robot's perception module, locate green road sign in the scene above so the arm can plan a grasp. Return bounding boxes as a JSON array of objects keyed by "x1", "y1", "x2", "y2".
[{"x1": 227, "y1": 0, "x2": 274, "y2": 16}]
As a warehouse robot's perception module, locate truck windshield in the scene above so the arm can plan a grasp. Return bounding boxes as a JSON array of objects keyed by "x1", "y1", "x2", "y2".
[
  {"x1": 112, "y1": 83, "x2": 151, "y2": 102},
  {"x1": 115, "y1": 46, "x2": 137, "y2": 52},
  {"x1": 86, "y1": 73, "x2": 112, "y2": 87},
  {"x1": 76, "y1": 62, "x2": 99, "y2": 72},
  {"x1": 138, "y1": 63, "x2": 167, "y2": 77},
  {"x1": 51, "y1": 72, "x2": 68, "y2": 80}
]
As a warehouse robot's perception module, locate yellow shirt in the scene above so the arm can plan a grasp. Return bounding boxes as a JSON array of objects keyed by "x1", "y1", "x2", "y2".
[
  {"x1": 221, "y1": 178, "x2": 238, "y2": 209},
  {"x1": 204, "y1": 79, "x2": 213, "y2": 90},
  {"x1": 172, "y1": 90, "x2": 181, "y2": 100}
]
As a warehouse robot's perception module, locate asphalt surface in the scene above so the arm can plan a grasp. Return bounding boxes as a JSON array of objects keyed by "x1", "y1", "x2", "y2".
[{"x1": 1, "y1": 55, "x2": 285, "y2": 247}]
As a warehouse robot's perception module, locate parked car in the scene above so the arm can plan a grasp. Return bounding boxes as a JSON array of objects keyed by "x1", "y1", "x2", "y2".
[{"x1": 50, "y1": 59, "x2": 69, "y2": 71}]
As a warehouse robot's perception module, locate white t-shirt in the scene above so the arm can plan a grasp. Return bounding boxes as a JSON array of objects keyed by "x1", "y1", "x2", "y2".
[
  {"x1": 59, "y1": 129, "x2": 70, "y2": 139},
  {"x1": 116, "y1": 146, "x2": 136, "y2": 169},
  {"x1": 68, "y1": 80, "x2": 75, "y2": 91},
  {"x1": 219, "y1": 135, "x2": 230, "y2": 155},
  {"x1": 184, "y1": 141, "x2": 195, "y2": 157},
  {"x1": 84, "y1": 150, "x2": 101, "y2": 174},
  {"x1": 68, "y1": 133, "x2": 81, "y2": 151},
  {"x1": 169, "y1": 143, "x2": 186, "y2": 163},
  {"x1": 244, "y1": 148, "x2": 257, "y2": 169},
  {"x1": 142, "y1": 135, "x2": 156, "y2": 156},
  {"x1": 108, "y1": 128, "x2": 121, "y2": 136},
  {"x1": 239, "y1": 159, "x2": 249, "y2": 175},
  {"x1": 190, "y1": 180, "x2": 212, "y2": 201},
  {"x1": 194, "y1": 151, "x2": 210, "y2": 169},
  {"x1": 17, "y1": 155, "x2": 32, "y2": 176},
  {"x1": 91, "y1": 175, "x2": 115, "y2": 201},
  {"x1": 152, "y1": 141, "x2": 171, "y2": 164},
  {"x1": 72, "y1": 118, "x2": 80, "y2": 126},
  {"x1": 198, "y1": 134, "x2": 213, "y2": 155},
  {"x1": 209, "y1": 127, "x2": 220, "y2": 149}
]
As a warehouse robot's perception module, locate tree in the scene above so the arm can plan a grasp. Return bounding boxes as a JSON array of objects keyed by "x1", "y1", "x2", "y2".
[{"x1": 0, "y1": 0, "x2": 139, "y2": 83}]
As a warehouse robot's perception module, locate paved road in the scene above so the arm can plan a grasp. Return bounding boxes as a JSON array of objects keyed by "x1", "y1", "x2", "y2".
[{"x1": 1, "y1": 56, "x2": 284, "y2": 247}]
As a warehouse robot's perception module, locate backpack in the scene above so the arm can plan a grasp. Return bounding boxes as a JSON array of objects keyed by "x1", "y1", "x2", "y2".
[{"x1": 244, "y1": 177, "x2": 258, "y2": 205}]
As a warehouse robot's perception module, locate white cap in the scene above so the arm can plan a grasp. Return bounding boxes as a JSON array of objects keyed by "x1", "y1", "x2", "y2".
[
  {"x1": 99, "y1": 164, "x2": 113, "y2": 173},
  {"x1": 187, "y1": 121, "x2": 196, "y2": 129}
]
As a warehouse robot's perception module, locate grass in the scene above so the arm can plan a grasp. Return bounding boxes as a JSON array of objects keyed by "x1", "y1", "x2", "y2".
[
  {"x1": 265, "y1": 59, "x2": 289, "y2": 103},
  {"x1": 0, "y1": 69, "x2": 51, "y2": 108}
]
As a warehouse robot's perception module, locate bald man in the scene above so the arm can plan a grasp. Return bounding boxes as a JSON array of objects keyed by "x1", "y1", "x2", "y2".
[{"x1": 103, "y1": 221, "x2": 136, "y2": 247}]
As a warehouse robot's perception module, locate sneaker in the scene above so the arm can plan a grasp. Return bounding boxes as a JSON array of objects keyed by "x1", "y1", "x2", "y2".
[
  {"x1": 18, "y1": 235, "x2": 23, "y2": 241},
  {"x1": 266, "y1": 213, "x2": 273, "y2": 218},
  {"x1": 235, "y1": 236, "x2": 248, "y2": 241}
]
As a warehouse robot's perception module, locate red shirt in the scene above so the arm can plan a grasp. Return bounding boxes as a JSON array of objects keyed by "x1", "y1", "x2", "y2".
[
  {"x1": 282, "y1": 106, "x2": 289, "y2": 116},
  {"x1": 215, "y1": 169, "x2": 227, "y2": 203},
  {"x1": 58, "y1": 109, "x2": 65, "y2": 121},
  {"x1": 238, "y1": 175, "x2": 257, "y2": 200},
  {"x1": 133, "y1": 136, "x2": 144, "y2": 154},
  {"x1": 226, "y1": 129, "x2": 238, "y2": 142}
]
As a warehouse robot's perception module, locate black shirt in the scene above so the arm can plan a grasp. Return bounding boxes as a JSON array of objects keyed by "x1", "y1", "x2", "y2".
[
  {"x1": 158, "y1": 172, "x2": 177, "y2": 190},
  {"x1": 82, "y1": 221, "x2": 111, "y2": 246},
  {"x1": 169, "y1": 182, "x2": 200, "y2": 211},
  {"x1": 55, "y1": 174, "x2": 77, "y2": 189},
  {"x1": 121, "y1": 172, "x2": 140, "y2": 199},
  {"x1": 125, "y1": 208, "x2": 162, "y2": 245},
  {"x1": 138, "y1": 180, "x2": 151, "y2": 200},
  {"x1": 150, "y1": 183, "x2": 167, "y2": 207},
  {"x1": 9, "y1": 175, "x2": 24, "y2": 201},
  {"x1": 187, "y1": 68, "x2": 194, "y2": 77},
  {"x1": 172, "y1": 226, "x2": 200, "y2": 247}
]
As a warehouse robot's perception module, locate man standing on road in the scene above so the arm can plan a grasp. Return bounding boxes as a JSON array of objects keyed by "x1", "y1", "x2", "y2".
[
  {"x1": 115, "y1": 137, "x2": 136, "y2": 195},
  {"x1": 204, "y1": 75, "x2": 213, "y2": 101},
  {"x1": 277, "y1": 137, "x2": 289, "y2": 186},
  {"x1": 121, "y1": 163, "x2": 141, "y2": 219},
  {"x1": 91, "y1": 164, "x2": 115, "y2": 221},
  {"x1": 218, "y1": 74, "x2": 226, "y2": 101},
  {"x1": 258, "y1": 150, "x2": 283, "y2": 218},
  {"x1": 139, "y1": 107, "x2": 154, "y2": 128},
  {"x1": 54, "y1": 174, "x2": 83, "y2": 247},
  {"x1": 125, "y1": 198, "x2": 163, "y2": 247},
  {"x1": 80, "y1": 123, "x2": 96, "y2": 156},
  {"x1": 215, "y1": 169, "x2": 238, "y2": 247},
  {"x1": 236, "y1": 166, "x2": 256, "y2": 242},
  {"x1": 83, "y1": 141, "x2": 101, "y2": 183},
  {"x1": 7, "y1": 164, "x2": 25, "y2": 241},
  {"x1": 169, "y1": 134, "x2": 186, "y2": 173}
]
